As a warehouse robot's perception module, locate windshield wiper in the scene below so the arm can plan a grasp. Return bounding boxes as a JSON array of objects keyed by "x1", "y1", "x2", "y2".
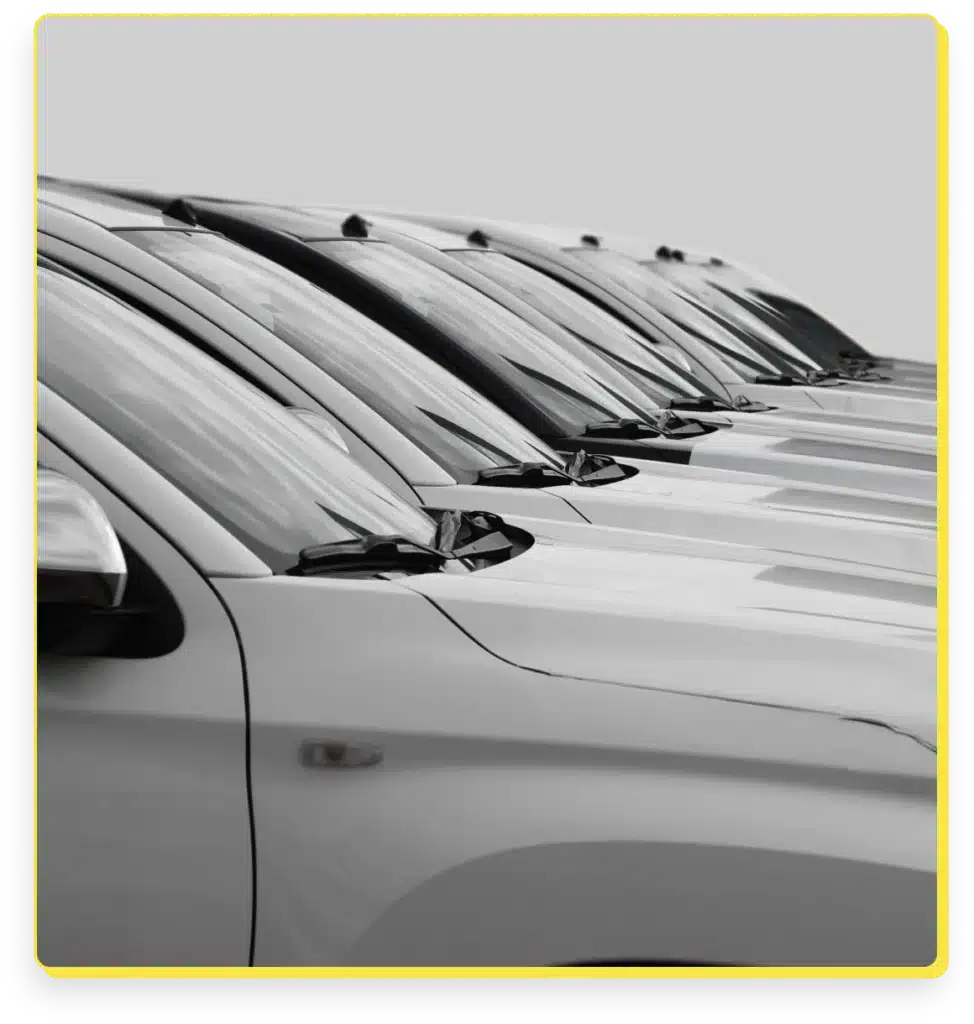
[
  {"x1": 583, "y1": 417, "x2": 662, "y2": 439},
  {"x1": 476, "y1": 461, "x2": 575, "y2": 488},
  {"x1": 668, "y1": 396, "x2": 734, "y2": 413},
  {"x1": 805, "y1": 367, "x2": 893, "y2": 384},
  {"x1": 669, "y1": 394, "x2": 779, "y2": 414},
  {"x1": 288, "y1": 535, "x2": 448, "y2": 576},
  {"x1": 434, "y1": 509, "x2": 515, "y2": 563},
  {"x1": 564, "y1": 450, "x2": 630, "y2": 484},
  {"x1": 584, "y1": 412, "x2": 718, "y2": 440},
  {"x1": 752, "y1": 372, "x2": 843, "y2": 388},
  {"x1": 755, "y1": 369, "x2": 890, "y2": 388},
  {"x1": 289, "y1": 512, "x2": 518, "y2": 576},
  {"x1": 730, "y1": 395, "x2": 777, "y2": 412},
  {"x1": 839, "y1": 351, "x2": 893, "y2": 370}
]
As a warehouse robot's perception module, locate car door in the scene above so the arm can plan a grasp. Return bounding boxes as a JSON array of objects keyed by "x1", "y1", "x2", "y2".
[{"x1": 37, "y1": 434, "x2": 253, "y2": 967}]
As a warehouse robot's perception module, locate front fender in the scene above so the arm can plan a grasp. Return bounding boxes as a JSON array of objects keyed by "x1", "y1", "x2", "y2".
[{"x1": 348, "y1": 839, "x2": 935, "y2": 967}]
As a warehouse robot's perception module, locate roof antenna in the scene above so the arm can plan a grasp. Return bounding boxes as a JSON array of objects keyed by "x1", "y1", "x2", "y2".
[
  {"x1": 341, "y1": 214, "x2": 371, "y2": 238},
  {"x1": 467, "y1": 229, "x2": 491, "y2": 247},
  {"x1": 162, "y1": 198, "x2": 199, "y2": 226},
  {"x1": 580, "y1": 234, "x2": 601, "y2": 248},
  {"x1": 655, "y1": 245, "x2": 672, "y2": 260}
]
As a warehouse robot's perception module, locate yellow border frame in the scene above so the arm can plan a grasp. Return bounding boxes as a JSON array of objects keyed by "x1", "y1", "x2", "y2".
[{"x1": 34, "y1": 12, "x2": 949, "y2": 980}]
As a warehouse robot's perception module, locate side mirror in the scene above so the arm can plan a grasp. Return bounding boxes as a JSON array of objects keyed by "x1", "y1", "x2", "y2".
[
  {"x1": 37, "y1": 469, "x2": 127, "y2": 609},
  {"x1": 288, "y1": 408, "x2": 351, "y2": 453}
]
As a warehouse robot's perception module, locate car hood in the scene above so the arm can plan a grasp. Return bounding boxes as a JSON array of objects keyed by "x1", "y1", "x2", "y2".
[
  {"x1": 552, "y1": 473, "x2": 936, "y2": 575},
  {"x1": 402, "y1": 535, "x2": 935, "y2": 749},
  {"x1": 679, "y1": 428, "x2": 935, "y2": 502},
  {"x1": 418, "y1": 472, "x2": 935, "y2": 577},
  {"x1": 727, "y1": 381, "x2": 936, "y2": 428},
  {"x1": 703, "y1": 409, "x2": 936, "y2": 455},
  {"x1": 587, "y1": 463, "x2": 935, "y2": 528}
]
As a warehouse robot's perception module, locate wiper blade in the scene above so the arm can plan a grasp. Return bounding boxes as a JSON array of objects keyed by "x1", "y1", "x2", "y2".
[
  {"x1": 583, "y1": 417, "x2": 662, "y2": 439},
  {"x1": 289, "y1": 535, "x2": 447, "y2": 576},
  {"x1": 476, "y1": 461, "x2": 575, "y2": 488},
  {"x1": 730, "y1": 395, "x2": 777, "y2": 413},
  {"x1": 668, "y1": 396, "x2": 734, "y2": 413},
  {"x1": 755, "y1": 369, "x2": 890, "y2": 388},
  {"x1": 839, "y1": 350, "x2": 893, "y2": 370},
  {"x1": 564, "y1": 450, "x2": 629, "y2": 485},
  {"x1": 584, "y1": 414, "x2": 718, "y2": 440},
  {"x1": 652, "y1": 410, "x2": 724, "y2": 436},
  {"x1": 669, "y1": 394, "x2": 779, "y2": 415},
  {"x1": 752, "y1": 372, "x2": 843, "y2": 388},
  {"x1": 433, "y1": 509, "x2": 514, "y2": 563},
  {"x1": 805, "y1": 367, "x2": 893, "y2": 384}
]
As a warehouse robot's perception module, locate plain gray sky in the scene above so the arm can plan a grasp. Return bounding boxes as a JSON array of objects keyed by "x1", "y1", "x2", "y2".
[{"x1": 36, "y1": 15, "x2": 939, "y2": 360}]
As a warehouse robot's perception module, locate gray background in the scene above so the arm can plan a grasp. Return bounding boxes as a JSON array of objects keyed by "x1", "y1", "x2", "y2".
[{"x1": 36, "y1": 15, "x2": 939, "y2": 360}]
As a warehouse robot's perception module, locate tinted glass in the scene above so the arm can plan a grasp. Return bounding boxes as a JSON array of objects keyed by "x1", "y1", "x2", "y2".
[
  {"x1": 315, "y1": 239, "x2": 652, "y2": 435},
  {"x1": 452, "y1": 250, "x2": 710, "y2": 404},
  {"x1": 571, "y1": 247, "x2": 786, "y2": 378},
  {"x1": 124, "y1": 230, "x2": 563, "y2": 480},
  {"x1": 646, "y1": 260, "x2": 822, "y2": 372},
  {"x1": 37, "y1": 266, "x2": 438, "y2": 573}
]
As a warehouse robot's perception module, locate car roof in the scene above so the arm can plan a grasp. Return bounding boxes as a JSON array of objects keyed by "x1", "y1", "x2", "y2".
[
  {"x1": 192, "y1": 201, "x2": 355, "y2": 240},
  {"x1": 322, "y1": 212, "x2": 481, "y2": 252},
  {"x1": 447, "y1": 216, "x2": 598, "y2": 251},
  {"x1": 37, "y1": 178, "x2": 201, "y2": 231}
]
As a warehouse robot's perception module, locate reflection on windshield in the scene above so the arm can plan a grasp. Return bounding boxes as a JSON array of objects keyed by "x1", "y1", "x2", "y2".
[
  {"x1": 37, "y1": 267, "x2": 438, "y2": 572},
  {"x1": 315, "y1": 239, "x2": 652, "y2": 435},
  {"x1": 451, "y1": 250, "x2": 712, "y2": 404},
  {"x1": 646, "y1": 260, "x2": 821, "y2": 372},
  {"x1": 123, "y1": 230, "x2": 564, "y2": 480},
  {"x1": 570, "y1": 247, "x2": 789, "y2": 377}
]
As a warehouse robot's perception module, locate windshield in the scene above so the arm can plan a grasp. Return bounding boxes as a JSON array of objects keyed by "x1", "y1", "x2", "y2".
[
  {"x1": 37, "y1": 266, "x2": 439, "y2": 573},
  {"x1": 451, "y1": 249, "x2": 714, "y2": 405},
  {"x1": 707, "y1": 273, "x2": 873, "y2": 365},
  {"x1": 643, "y1": 262, "x2": 827, "y2": 374},
  {"x1": 569, "y1": 247, "x2": 791, "y2": 379},
  {"x1": 313, "y1": 239, "x2": 654, "y2": 436},
  {"x1": 121, "y1": 230, "x2": 564, "y2": 481}
]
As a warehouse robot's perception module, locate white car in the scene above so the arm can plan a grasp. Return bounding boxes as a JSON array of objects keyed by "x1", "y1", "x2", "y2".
[
  {"x1": 598, "y1": 233, "x2": 937, "y2": 390},
  {"x1": 393, "y1": 213, "x2": 937, "y2": 427},
  {"x1": 38, "y1": 264, "x2": 935, "y2": 967},
  {"x1": 41, "y1": 182, "x2": 942, "y2": 481},
  {"x1": 321, "y1": 210, "x2": 937, "y2": 450},
  {"x1": 37, "y1": 198, "x2": 935, "y2": 579}
]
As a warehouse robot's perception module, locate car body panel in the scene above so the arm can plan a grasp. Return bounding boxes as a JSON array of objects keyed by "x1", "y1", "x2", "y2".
[
  {"x1": 37, "y1": 427, "x2": 252, "y2": 967},
  {"x1": 404, "y1": 537, "x2": 935, "y2": 741},
  {"x1": 217, "y1": 569, "x2": 934, "y2": 967},
  {"x1": 419, "y1": 484, "x2": 934, "y2": 577},
  {"x1": 38, "y1": 268, "x2": 937, "y2": 968}
]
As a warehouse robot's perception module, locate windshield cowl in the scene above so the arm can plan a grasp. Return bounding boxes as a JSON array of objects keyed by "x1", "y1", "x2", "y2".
[
  {"x1": 583, "y1": 413, "x2": 722, "y2": 441},
  {"x1": 476, "y1": 461, "x2": 576, "y2": 489},
  {"x1": 287, "y1": 508, "x2": 524, "y2": 578}
]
